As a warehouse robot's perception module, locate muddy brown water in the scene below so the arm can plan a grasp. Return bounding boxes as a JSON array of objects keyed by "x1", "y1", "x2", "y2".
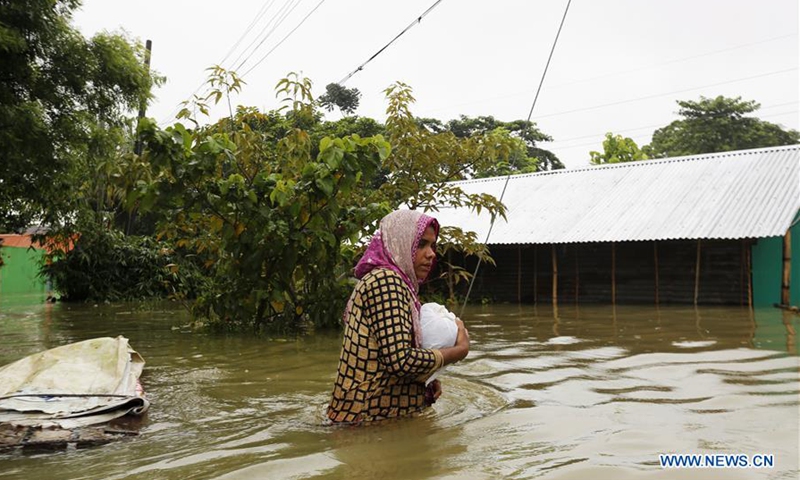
[{"x1": 0, "y1": 297, "x2": 798, "y2": 479}]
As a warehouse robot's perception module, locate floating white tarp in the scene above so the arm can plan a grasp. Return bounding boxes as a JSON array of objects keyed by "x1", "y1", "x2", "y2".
[{"x1": 0, "y1": 336, "x2": 149, "y2": 429}]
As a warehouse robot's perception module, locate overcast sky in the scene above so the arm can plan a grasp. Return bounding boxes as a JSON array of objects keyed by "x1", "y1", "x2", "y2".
[{"x1": 74, "y1": 0, "x2": 799, "y2": 169}]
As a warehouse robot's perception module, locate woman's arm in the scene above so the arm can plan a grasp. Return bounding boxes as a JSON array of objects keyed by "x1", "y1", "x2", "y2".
[
  {"x1": 366, "y1": 271, "x2": 443, "y2": 378},
  {"x1": 438, "y1": 318, "x2": 470, "y2": 366}
]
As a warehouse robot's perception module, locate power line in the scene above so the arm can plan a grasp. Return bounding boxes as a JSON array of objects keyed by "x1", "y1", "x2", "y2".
[
  {"x1": 241, "y1": 0, "x2": 328, "y2": 78},
  {"x1": 338, "y1": 0, "x2": 446, "y2": 85},
  {"x1": 526, "y1": 0, "x2": 572, "y2": 123},
  {"x1": 218, "y1": 0, "x2": 278, "y2": 67},
  {"x1": 531, "y1": 67, "x2": 798, "y2": 121},
  {"x1": 159, "y1": 0, "x2": 323, "y2": 126},
  {"x1": 460, "y1": 0, "x2": 572, "y2": 317},
  {"x1": 232, "y1": 0, "x2": 302, "y2": 72},
  {"x1": 417, "y1": 32, "x2": 797, "y2": 117},
  {"x1": 548, "y1": 33, "x2": 798, "y2": 91},
  {"x1": 158, "y1": 1, "x2": 287, "y2": 125}
]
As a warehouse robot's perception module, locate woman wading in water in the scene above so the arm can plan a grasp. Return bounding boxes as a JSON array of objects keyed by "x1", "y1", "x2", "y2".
[{"x1": 327, "y1": 210, "x2": 470, "y2": 424}]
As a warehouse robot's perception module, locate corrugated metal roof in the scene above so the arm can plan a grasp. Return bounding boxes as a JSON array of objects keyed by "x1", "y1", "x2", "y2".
[{"x1": 431, "y1": 145, "x2": 800, "y2": 244}]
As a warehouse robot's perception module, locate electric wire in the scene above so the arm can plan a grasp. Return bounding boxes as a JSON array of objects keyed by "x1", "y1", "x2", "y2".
[
  {"x1": 417, "y1": 32, "x2": 797, "y2": 117},
  {"x1": 218, "y1": 0, "x2": 277, "y2": 67},
  {"x1": 542, "y1": 33, "x2": 798, "y2": 91},
  {"x1": 241, "y1": 0, "x2": 328, "y2": 78},
  {"x1": 337, "y1": 0, "x2": 445, "y2": 85},
  {"x1": 232, "y1": 0, "x2": 302, "y2": 72},
  {"x1": 159, "y1": 0, "x2": 287, "y2": 124},
  {"x1": 168, "y1": 0, "x2": 298, "y2": 123},
  {"x1": 460, "y1": 0, "x2": 572, "y2": 317},
  {"x1": 159, "y1": 0, "x2": 324, "y2": 125},
  {"x1": 533, "y1": 67, "x2": 798, "y2": 121},
  {"x1": 225, "y1": 0, "x2": 286, "y2": 70}
]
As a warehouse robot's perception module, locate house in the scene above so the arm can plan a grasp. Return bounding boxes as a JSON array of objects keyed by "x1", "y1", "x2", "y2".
[
  {"x1": 433, "y1": 144, "x2": 800, "y2": 307},
  {"x1": 0, "y1": 234, "x2": 49, "y2": 297}
]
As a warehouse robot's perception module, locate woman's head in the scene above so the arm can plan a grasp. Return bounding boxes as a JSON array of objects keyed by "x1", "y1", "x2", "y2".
[
  {"x1": 351, "y1": 209, "x2": 439, "y2": 348},
  {"x1": 354, "y1": 209, "x2": 439, "y2": 287},
  {"x1": 414, "y1": 224, "x2": 437, "y2": 282}
]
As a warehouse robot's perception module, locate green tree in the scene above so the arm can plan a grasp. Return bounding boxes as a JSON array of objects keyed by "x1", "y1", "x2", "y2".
[
  {"x1": 42, "y1": 225, "x2": 203, "y2": 301},
  {"x1": 318, "y1": 82, "x2": 361, "y2": 116},
  {"x1": 441, "y1": 115, "x2": 563, "y2": 172},
  {"x1": 121, "y1": 74, "x2": 524, "y2": 331},
  {"x1": 644, "y1": 95, "x2": 800, "y2": 158},
  {"x1": 310, "y1": 116, "x2": 383, "y2": 148},
  {"x1": 589, "y1": 132, "x2": 648, "y2": 165},
  {"x1": 376, "y1": 85, "x2": 514, "y2": 215},
  {"x1": 0, "y1": 0, "x2": 157, "y2": 231},
  {"x1": 375, "y1": 84, "x2": 525, "y2": 303},
  {"x1": 132, "y1": 72, "x2": 391, "y2": 331}
]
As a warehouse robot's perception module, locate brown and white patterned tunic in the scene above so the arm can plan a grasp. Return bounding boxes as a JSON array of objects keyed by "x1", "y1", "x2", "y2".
[{"x1": 327, "y1": 268, "x2": 444, "y2": 423}]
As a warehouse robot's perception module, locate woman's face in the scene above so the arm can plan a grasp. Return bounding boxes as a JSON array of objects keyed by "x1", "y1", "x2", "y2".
[{"x1": 414, "y1": 226, "x2": 437, "y2": 282}]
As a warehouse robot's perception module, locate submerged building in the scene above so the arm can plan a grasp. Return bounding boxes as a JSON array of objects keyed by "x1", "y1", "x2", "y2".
[
  {"x1": 434, "y1": 144, "x2": 800, "y2": 308},
  {"x1": 0, "y1": 234, "x2": 49, "y2": 298}
]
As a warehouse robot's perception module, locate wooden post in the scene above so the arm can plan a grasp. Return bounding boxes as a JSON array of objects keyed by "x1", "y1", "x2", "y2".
[
  {"x1": 747, "y1": 243, "x2": 753, "y2": 309},
  {"x1": 782, "y1": 230, "x2": 791, "y2": 306},
  {"x1": 654, "y1": 241, "x2": 659, "y2": 306},
  {"x1": 134, "y1": 39, "x2": 153, "y2": 156},
  {"x1": 611, "y1": 242, "x2": 616, "y2": 306},
  {"x1": 517, "y1": 245, "x2": 522, "y2": 304},
  {"x1": 693, "y1": 239, "x2": 701, "y2": 306},
  {"x1": 740, "y1": 240, "x2": 745, "y2": 307},
  {"x1": 694, "y1": 305, "x2": 702, "y2": 335},
  {"x1": 130, "y1": 39, "x2": 153, "y2": 236},
  {"x1": 552, "y1": 244, "x2": 558, "y2": 306},
  {"x1": 782, "y1": 310, "x2": 797, "y2": 355},
  {"x1": 446, "y1": 250, "x2": 454, "y2": 304},
  {"x1": 533, "y1": 246, "x2": 538, "y2": 305},
  {"x1": 574, "y1": 246, "x2": 579, "y2": 305}
]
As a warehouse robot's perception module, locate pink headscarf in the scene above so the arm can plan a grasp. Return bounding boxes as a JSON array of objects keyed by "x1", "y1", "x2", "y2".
[{"x1": 351, "y1": 210, "x2": 439, "y2": 347}]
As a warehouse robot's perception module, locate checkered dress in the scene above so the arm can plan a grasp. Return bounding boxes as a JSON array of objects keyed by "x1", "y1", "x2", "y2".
[{"x1": 327, "y1": 268, "x2": 444, "y2": 423}]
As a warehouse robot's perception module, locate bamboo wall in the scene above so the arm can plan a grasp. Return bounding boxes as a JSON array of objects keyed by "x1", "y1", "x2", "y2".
[{"x1": 457, "y1": 239, "x2": 752, "y2": 305}]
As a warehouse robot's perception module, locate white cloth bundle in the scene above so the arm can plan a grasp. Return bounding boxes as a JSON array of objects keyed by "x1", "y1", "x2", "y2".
[{"x1": 420, "y1": 302, "x2": 458, "y2": 384}]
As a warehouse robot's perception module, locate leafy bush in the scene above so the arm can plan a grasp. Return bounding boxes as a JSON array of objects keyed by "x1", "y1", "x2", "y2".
[
  {"x1": 124, "y1": 71, "x2": 521, "y2": 333},
  {"x1": 43, "y1": 226, "x2": 203, "y2": 302},
  {"x1": 134, "y1": 73, "x2": 391, "y2": 332}
]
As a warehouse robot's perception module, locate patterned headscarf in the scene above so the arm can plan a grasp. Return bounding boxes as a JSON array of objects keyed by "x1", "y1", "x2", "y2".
[{"x1": 352, "y1": 210, "x2": 439, "y2": 347}]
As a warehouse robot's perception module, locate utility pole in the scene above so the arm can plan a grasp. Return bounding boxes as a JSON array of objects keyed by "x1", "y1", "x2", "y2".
[
  {"x1": 134, "y1": 39, "x2": 153, "y2": 156},
  {"x1": 129, "y1": 40, "x2": 152, "y2": 235}
]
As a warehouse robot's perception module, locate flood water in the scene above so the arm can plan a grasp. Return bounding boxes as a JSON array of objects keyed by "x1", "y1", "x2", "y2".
[{"x1": 0, "y1": 298, "x2": 798, "y2": 479}]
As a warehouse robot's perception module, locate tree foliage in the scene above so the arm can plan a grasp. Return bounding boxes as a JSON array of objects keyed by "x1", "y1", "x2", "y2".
[
  {"x1": 0, "y1": 0, "x2": 158, "y2": 231},
  {"x1": 318, "y1": 82, "x2": 362, "y2": 116},
  {"x1": 644, "y1": 95, "x2": 800, "y2": 158},
  {"x1": 375, "y1": 84, "x2": 524, "y2": 301},
  {"x1": 42, "y1": 223, "x2": 203, "y2": 302},
  {"x1": 119, "y1": 72, "x2": 526, "y2": 331},
  {"x1": 132, "y1": 72, "x2": 391, "y2": 331},
  {"x1": 418, "y1": 115, "x2": 563, "y2": 173},
  {"x1": 590, "y1": 132, "x2": 648, "y2": 165},
  {"x1": 378, "y1": 87, "x2": 515, "y2": 213}
]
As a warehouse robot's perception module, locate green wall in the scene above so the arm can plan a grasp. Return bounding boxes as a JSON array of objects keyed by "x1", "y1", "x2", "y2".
[
  {"x1": 751, "y1": 219, "x2": 800, "y2": 307},
  {"x1": 752, "y1": 307, "x2": 800, "y2": 354},
  {"x1": 0, "y1": 246, "x2": 47, "y2": 295}
]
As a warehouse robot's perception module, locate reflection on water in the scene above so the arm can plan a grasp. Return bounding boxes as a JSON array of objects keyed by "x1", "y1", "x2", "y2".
[{"x1": 0, "y1": 301, "x2": 798, "y2": 479}]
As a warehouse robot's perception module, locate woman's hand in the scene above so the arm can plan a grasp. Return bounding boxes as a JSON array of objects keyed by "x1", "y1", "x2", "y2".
[
  {"x1": 455, "y1": 318, "x2": 469, "y2": 347},
  {"x1": 440, "y1": 317, "x2": 470, "y2": 366},
  {"x1": 431, "y1": 379, "x2": 442, "y2": 400}
]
